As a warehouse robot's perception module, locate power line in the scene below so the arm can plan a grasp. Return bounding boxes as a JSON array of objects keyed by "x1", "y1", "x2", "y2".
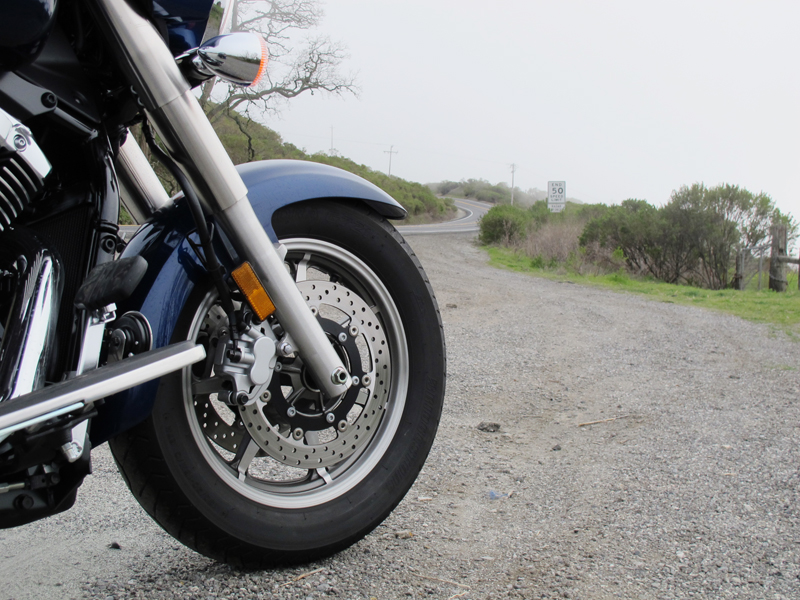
[
  {"x1": 510, "y1": 163, "x2": 516, "y2": 205},
  {"x1": 384, "y1": 145, "x2": 398, "y2": 176},
  {"x1": 277, "y1": 130, "x2": 512, "y2": 165}
]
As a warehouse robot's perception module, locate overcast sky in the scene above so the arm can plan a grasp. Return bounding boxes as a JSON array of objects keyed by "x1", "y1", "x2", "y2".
[{"x1": 258, "y1": 0, "x2": 800, "y2": 219}]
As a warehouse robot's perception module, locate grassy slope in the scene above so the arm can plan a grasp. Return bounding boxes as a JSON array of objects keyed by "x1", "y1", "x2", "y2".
[
  {"x1": 486, "y1": 246, "x2": 800, "y2": 338},
  {"x1": 211, "y1": 115, "x2": 455, "y2": 223}
]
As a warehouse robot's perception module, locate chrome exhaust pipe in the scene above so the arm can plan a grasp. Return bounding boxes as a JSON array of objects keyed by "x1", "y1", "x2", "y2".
[{"x1": 0, "y1": 229, "x2": 62, "y2": 402}]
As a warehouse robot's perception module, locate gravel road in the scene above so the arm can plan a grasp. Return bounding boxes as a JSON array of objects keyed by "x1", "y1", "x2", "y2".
[{"x1": 2, "y1": 231, "x2": 799, "y2": 600}]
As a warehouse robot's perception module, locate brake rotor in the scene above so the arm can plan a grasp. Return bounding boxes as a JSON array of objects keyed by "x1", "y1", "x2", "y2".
[{"x1": 240, "y1": 279, "x2": 391, "y2": 469}]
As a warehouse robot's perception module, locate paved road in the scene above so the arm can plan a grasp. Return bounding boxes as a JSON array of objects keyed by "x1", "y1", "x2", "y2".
[
  {"x1": 397, "y1": 198, "x2": 490, "y2": 235},
  {"x1": 119, "y1": 198, "x2": 490, "y2": 240}
]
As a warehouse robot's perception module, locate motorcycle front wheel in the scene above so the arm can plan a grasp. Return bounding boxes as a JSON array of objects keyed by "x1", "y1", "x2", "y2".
[{"x1": 109, "y1": 200, "x2": 445, "y2": 568}]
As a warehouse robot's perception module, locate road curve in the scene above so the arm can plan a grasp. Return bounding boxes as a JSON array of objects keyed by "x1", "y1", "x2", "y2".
[
  {"x1": 397, "y1": 198, "x2": 490, "y2": 235},
  {"x1": 119, "y1": 198, "x2": 490, "y2": 240}
]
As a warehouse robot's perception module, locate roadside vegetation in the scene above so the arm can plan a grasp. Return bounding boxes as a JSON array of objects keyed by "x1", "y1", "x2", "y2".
[
  {"x1": 126, "y1": 115, "x2": 454, "y2": 225},
  {"x1": 479, "y1": 184, "x2": 800, "y2": 334},
  {"x1": 216, "y1": 114, "x2": 455, "y2": 222},
  {"x1": 433, "y1": 179, "x2": 549, "y2": 206}
]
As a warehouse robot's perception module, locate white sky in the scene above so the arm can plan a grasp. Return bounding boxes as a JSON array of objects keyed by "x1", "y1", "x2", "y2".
[{"x1": 260, "y1": 0, "x2": 800, "y2": 220}]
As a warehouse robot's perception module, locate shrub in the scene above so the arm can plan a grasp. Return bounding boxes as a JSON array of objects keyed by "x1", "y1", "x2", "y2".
[
  {"x1": 521, "y1": 220, "x2": 584, "y2": 264},
  {"x1": 578, "y1": 185, "x2": 797, "y2": 289},
  {"x1": 437, "y1": 180, "x2": 459, "y2": 195},
  {"x1": 479, "y1": 205, "x2": 531, "y2": 244}
]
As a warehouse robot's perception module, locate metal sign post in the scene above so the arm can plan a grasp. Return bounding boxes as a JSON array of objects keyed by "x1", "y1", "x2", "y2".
[{"x1": 548, "y1": 181, "x2": 566, "y2": 213}]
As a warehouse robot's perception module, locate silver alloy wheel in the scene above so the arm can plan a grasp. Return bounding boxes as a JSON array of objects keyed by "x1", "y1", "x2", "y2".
[{"x1": 182, "y1": 238, "x2": 409, "y2": 509}]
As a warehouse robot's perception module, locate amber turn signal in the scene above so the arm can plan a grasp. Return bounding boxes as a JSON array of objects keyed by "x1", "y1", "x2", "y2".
[
  {"x1": 252, "y1": 35, "x2": 269, "y2": 87},
  {"x1": 231, "y1": 262, "x2": 276, "y2": 321}
]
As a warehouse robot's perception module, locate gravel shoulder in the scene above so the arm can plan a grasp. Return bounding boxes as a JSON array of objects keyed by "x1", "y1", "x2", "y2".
[{"x1": 1, "y1": 232, "x2": 798, "y2": 600}]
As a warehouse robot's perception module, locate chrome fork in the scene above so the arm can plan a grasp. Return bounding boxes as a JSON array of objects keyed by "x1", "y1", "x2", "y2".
[{"x1": 89, "y1": 0, "x2": 350, "y2": 398}]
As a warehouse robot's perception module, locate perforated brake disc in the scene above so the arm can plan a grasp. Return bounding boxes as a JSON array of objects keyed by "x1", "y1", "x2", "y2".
[
  {"x1": 192, "y1": 280, "x2": 392, "y2": 470},
  {"x1": 239, "y1": 279, "x2": 392, "y2": 469}
]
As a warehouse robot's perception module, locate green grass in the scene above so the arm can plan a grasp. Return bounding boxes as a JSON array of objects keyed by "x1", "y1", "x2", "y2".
[{"x1": 486, "y1": 246, "x2": 800, "y2": 337}]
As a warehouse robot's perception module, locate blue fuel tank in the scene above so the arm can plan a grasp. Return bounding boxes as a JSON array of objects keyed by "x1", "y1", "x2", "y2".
[{"x1": 0, "y1": 0, "x2": 58, "y2": 71}]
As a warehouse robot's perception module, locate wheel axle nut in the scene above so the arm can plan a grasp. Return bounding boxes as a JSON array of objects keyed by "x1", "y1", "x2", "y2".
[
  {"x1": 325, "y1": 412, "x2": 336, "y2": 424},
  {"x1": 331, "y1": 367, "x2": 349, "y2": 385}
]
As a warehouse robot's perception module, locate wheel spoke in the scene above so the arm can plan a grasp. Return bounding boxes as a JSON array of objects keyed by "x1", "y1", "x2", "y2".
[
  {"x1": 294, "y1": 253, "x2": 311, "y2": 282},
  {"x1": 315, "y1": 467, "x2": 333, "y2": 485},
  {"x1": 196, "y1": 347, "x2": 216, "y2": 379},
  {"x1": 230, "y1": 436, "x2": 261, "y2": 481}
]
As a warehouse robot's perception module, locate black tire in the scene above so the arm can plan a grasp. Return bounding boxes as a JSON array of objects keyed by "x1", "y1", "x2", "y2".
[{"x1": 109, "y1": 200, "x2": 445, "y2": 568}]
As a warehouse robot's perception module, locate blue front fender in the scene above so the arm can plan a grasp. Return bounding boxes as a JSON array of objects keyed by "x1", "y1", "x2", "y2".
[{"x1": 89, "y1": 160, "x2": 405, "y2": 445}]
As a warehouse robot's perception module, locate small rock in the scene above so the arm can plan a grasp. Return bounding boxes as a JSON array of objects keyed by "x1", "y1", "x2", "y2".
[
  {"x1": 552, "y1": 444, "x2": 562, "y2": 451},
  {"x1": 108, "y1": 542, "x2": 122, "y2": 550},
  {"x1": 477, "y1": 422, "x2": 501, "y2": 432},
  {"x1": 446, "y1": 303, "x2": 458, "y2": 309}
]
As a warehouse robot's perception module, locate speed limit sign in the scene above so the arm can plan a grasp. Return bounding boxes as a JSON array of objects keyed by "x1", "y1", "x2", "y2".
[{"x1": 548, "y1": 181, "x2": 566, "y2": 213}]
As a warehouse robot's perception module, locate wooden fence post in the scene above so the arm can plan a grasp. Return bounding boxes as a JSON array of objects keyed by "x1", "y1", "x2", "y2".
[
  {"x1": 769, "y1": 224, "x2": 788, "y2": 292},
  {"x1": 733, "y1": 250, "x2": 745, "y2": 290}
]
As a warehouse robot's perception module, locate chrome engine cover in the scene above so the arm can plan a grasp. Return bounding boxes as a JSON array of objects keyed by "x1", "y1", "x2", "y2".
[{"x1": 0, "y1": 108, "x2": 51, "y2": 231}]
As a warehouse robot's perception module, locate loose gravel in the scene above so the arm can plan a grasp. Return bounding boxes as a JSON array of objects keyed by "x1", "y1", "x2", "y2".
[{"x1": 1, "y1": 231, "x2": 798, "y2": 600}]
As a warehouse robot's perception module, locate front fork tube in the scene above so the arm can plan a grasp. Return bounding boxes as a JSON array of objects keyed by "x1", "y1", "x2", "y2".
[
  {"x1": 149, "y1": 97, "x2": 352, "y2": 400},
  {"x1": 91, "y1": 0, "x2": 350, "y2": 399},
  {"x1": 216, "y1": 200, "x2": 355, "y2": 389}
]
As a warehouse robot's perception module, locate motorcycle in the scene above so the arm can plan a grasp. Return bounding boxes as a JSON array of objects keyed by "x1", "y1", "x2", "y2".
[{"x1": 0, "y1": 0, "x2": 445, "y2": 567}]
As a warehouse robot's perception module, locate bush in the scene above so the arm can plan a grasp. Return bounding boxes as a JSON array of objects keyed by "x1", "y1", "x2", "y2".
[
  {"x1": 479, "y1": 205, "x2": 531, "y2": 244},
  {"x1": 579, "y1": 184, "x2": 797, "y2": 289},
  {"x1": 521, "y1": 220, "x2": 584, "y2": 264},
  {"x1": 437, "y1": 180, "x2": 460, "y2": 195}
]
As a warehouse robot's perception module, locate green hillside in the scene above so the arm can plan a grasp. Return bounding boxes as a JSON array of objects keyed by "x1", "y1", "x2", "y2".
[{"x1": 211, "y1": 114, "x2": 455, "y2": 223}]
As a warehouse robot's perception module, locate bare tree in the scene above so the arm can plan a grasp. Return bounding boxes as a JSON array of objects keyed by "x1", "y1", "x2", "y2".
[{"x1": 200, "y1": 0, "x2": 358, "y2": 123}]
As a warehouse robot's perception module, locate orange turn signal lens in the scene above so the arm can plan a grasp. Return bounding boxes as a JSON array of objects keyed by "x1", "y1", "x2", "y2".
[
  {"x1": 231, "y1": 262, "x2": 275, "y2": 321},
  {"x1": 251, "y1": 36, "x2": 269, "y2": 87}
]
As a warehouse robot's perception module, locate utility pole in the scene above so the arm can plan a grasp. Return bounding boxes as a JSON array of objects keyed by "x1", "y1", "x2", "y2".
[
  {"x1": 510, "y1": 163, "x2": 516, "y2": 205},
  {"x1": 384, "y1": 145, "x2": 398, "y2": 176}
]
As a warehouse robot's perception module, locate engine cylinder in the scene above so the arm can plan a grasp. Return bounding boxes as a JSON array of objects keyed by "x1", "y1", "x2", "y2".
[{"x1": 0, "y1": 107, "x2": 51, "y2": 232}]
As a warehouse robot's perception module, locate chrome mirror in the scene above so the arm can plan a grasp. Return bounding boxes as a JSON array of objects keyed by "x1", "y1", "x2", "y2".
[{"x1": 194, "y1": 32, "x2": 268, "y2": 87}]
